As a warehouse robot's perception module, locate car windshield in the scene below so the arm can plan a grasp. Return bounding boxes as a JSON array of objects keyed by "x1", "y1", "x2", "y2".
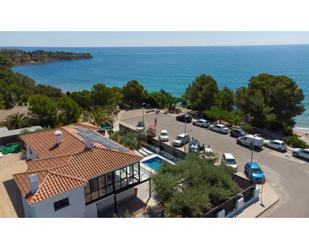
[
  {"x1": 161, "y1": 132, "x2": 167, "y2": 136},
  {"x1": 252, "y1": 169, "x2": 263, "y2": 174},
  {"x1": 226, "y1": 158, "x2": 236, "y2": 164},
  {"x1": 176, "y1": 136, "x2": 183, "y2": 140},
  {"x1": 137, "y1": 121, "x2": 144, "y2": 127}
]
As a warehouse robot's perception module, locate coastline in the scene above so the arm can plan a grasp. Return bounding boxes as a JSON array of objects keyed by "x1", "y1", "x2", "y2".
[{"x1": 293, "y1": 127, "x2": 309, "y2": 144}]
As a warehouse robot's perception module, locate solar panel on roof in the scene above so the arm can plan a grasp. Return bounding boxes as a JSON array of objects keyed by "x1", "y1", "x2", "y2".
[{"x1": 77, "y1": 128, "x2": 129, "y2": 153}]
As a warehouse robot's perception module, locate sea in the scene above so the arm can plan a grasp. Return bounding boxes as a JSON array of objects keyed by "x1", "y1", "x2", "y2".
[{"x1": 11, "y1": 45, "x2": 309, "y2": 128}]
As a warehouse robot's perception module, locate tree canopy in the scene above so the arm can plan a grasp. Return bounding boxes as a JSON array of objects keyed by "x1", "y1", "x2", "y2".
[
  {"x1": 236, "y1": 73, "x2": 304, "y2": 132},
  {"x1": 183, "y1": 74, "x2": 218, "y2": 111},
  {"x1": 152, "y1": 154, "x2": 240, "y2": 217},
  {"x1": 57, "y1": 96, "x2": 82, "y2": 125},
  {"x1": 122, "y1": 80, "x2": 145, "y2": 107},
  {"x1": 29, "y1": 94, "x2": 58, "y2": 127}
]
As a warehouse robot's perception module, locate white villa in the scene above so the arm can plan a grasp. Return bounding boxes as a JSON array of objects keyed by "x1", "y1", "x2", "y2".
[{"x1": 14, "y1": 123, "x2": 148, "y2": 217}]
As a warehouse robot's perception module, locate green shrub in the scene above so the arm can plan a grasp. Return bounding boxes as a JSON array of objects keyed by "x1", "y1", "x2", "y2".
[
  {"x1": 203, "y1": 107, "x2": 241, "y2": 126},
  {"x1": 240, "y1": 123, "x2": 255, "y2": 134},
  {"x1": 151, "y1": 154, "x2": 241, "y2": 217},
  {"x1": 109, "y1": 130, "x2": 141, "y2": 150},
  {"x1": 284, "y1": 135, "x2": 309, "y2": 149}
]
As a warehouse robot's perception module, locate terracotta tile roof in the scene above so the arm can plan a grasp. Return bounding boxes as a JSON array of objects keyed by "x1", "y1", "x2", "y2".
[
  {"x1": 20, "y1": 128, "x2": 86, "y2": 159},
  {"x1": 20, "y1": 123, "x2": 136, "y2": 158},
  {"x1": 14, "y1": 171, "x2": 86, "y2": 204},
  {"x1": 14, "y1": 147, "x2": 142, "y2": 204}
]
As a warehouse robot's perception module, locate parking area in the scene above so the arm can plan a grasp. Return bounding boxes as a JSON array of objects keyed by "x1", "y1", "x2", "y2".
[
  {"x1": 120, "y1": 109, "x2": 309, "y2": 217},
  {"x1": 0, "y1": 152, "x2": 27, "y2": 217}
]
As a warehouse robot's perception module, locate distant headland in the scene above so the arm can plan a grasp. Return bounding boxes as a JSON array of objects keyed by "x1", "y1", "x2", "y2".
[{"x1": 0, "y1": 48, "x2": 93, "y2": 65}]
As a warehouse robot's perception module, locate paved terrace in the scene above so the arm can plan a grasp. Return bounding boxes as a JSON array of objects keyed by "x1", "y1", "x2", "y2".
[
  {"x1": 119, "y1": 109, "x2": 309, "y2": 217},
  {"x1": 0, "y1": 106, "x2": 28, "y2": 123},
  {"x1": 0, "y1": 152, "x2": 27, "y2": 217}
]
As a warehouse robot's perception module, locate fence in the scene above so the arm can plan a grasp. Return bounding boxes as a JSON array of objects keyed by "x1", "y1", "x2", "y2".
[{"x1": 204, "y1": 178, "x2": 258, "y2": 218}]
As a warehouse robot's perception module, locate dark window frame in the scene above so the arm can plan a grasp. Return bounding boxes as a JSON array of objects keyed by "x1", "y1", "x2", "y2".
[
  {"x1": 84, "y1": 163, "x2": 141, "y2": 205},
  {"x1": 54, "y1": 197, "x2": 70, "y2": 211}
]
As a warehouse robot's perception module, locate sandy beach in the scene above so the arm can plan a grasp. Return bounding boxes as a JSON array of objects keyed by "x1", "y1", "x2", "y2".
[{"x1": 293, "y1": 127, "x2": 309, "y2": 144}]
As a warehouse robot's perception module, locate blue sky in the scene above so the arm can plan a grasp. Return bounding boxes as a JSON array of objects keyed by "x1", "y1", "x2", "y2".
[{"x1": 1, "y1": 32, "x2": 309, "y2": 47}]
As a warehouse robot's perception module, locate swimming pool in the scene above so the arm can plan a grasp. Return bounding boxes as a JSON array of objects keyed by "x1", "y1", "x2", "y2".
[{"x1": 142, "y1": 156, "x2": 163, "y2": 171}]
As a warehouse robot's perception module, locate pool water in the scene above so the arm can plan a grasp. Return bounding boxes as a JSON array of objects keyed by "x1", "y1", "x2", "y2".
[{"x1": 142, "y1": 156, "x2": 163, "y2": 171}]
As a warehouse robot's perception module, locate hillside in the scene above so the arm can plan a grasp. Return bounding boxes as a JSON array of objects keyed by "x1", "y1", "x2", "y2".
[{"x1": 0, "y1": 48, "x2": 93, "y2": 65}]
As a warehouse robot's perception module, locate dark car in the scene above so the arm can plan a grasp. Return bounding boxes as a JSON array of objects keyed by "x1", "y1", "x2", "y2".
[
  {"x1": 230, "y1": 128, "x2": 246, "y2": 138},
  {"x1": 176, "y1": 114, "x2": 192, "y2": 123}
]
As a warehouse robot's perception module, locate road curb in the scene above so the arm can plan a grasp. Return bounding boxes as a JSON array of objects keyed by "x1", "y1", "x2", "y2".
[{"x1": 256, "y1": 197, "x2": 280, "y2": 218}]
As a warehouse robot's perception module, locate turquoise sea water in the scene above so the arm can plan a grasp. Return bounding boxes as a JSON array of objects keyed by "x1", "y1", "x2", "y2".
[{"x1": 11, "y1": 46, "x2": 309, "y2": 128}]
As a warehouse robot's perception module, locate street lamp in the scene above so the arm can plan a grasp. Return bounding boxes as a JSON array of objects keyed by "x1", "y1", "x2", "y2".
[
  {"x1": 184, "y1": 115, "x2": 188, "y2": 152},
  {"x1": 250, "y1": 134, "x2": 257, "y2": 164},
  {"x1": 142, "y1": 103, "x2": 146, "y2": 130}
]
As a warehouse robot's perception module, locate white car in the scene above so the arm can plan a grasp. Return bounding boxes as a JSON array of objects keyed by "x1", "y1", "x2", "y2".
[
  {"x1": 193, "y1": 119, "x2": 209, "y2": 128},
  {"x1": 221, "y1": 153, "x2": 238, "y2": 171},
  {"x1": 173, "y1": 133, "x2": 190, "y2": 147},
  {"x1": 236, "y1": 134, "x2": 264, "y2": 149},
  {"x1": 293, "y1": 148, "x2": 309, "y2": 160},
  {"x1": 136, "y1": 121, "x2": 145, "y2": 131},
  {"x1": 209, "y1": 124, "x2": 229, "y2": 134},
  {"x1": 159, "y1": 129, "x2": 169, "y2": 142},
  {"x1": 203, "y1": 147, "x2": 217, "y2": 161},
  {"x1": 265, "y1": 140, "x2": 287, "y2": 152}
]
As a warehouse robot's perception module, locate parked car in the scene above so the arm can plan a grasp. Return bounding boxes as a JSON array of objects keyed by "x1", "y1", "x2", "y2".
[
  {"x1": 293, "y1": 148, "x2": 309, "y2": 160},
  {"x1": 176, "y1": 113, "x2": 192, "y2": 123},
  {"x1": 244, "y1": 162, "x2": 266, "y2": 184},
  {"x1": 230, "y1": 128, "x2": 246, "y2": 138},
  {"x1": 193, "y1": 119, "x2": 209, "y2": 128},
  {"x1": 236, "y1": 134, "x2": 264, "y2": 149},
  {"x1": 203, "y1": 147, "x2": 217, "y2": 161},
  {"x1": 221, "y1": 153, "x2": 238, "y2": 171},
  {"x1": 209, "y1": 124, "x2": 229, "y2": 134},
  {"x1": 159, "y1": 129, "x2": 169, "y2": 142},
  {"x1": 265, "y1": 140, "x2": 287, "y2": 152},
  {"x1": 173, "y1": 133, "x2": 190, "y2": 147},
  {"x1": 189, "y1": 137, "x2": 205, "y2": 153},
  {"x1": 136, "y1": 121, "x2": 145, "y2": 131}
]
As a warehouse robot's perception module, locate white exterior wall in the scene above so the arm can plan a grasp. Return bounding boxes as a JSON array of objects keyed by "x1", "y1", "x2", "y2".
[
  {"x1": 22, "y1": 196, "x2": 35, "y2": 217},
  {"x1": 26, "y1": 187, "x2": 86, "y2": 218},
  {"x1": 85, "y1": 188, "x2": 135, "y2": 217}
]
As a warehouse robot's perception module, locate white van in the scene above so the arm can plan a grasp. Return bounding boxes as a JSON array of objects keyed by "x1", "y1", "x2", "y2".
[{"x1": 236, "y1": 134, "x2": 264, "y2": 149}]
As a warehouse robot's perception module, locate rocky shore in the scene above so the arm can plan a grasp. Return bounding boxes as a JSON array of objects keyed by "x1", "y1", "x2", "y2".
[{"x1": 0, "y1": 48, "x2": 93, "y2": 65}]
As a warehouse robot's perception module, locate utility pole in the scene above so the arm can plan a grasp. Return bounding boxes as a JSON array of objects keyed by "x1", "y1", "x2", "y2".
[
  {"x1": 142, "y1": 103, "x2": 145, "y2": 130},
  {"x1": 250, "y1": 134, "x2": 256, "y2": 164}
]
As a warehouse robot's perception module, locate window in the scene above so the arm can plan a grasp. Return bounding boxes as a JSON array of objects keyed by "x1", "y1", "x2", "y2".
[
  {"x1": 84, "y1": 164, "x2": 141, "y2": 204},
  {"x1": 54, "y1": 198, "x2": 69, "y2": 211}
]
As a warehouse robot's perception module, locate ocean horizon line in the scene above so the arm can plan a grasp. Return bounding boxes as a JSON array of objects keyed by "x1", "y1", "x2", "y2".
[{"x1": 3, "y1": 43, "x2": 309, "y2": 49}]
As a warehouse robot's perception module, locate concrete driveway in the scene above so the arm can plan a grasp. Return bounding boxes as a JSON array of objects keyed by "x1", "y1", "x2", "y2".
[
  {"x1": 120, "y1": 109, "x2": 309, "y2": 217},
  {"x1": 0, "y1": 152, "x2": 27, "y2": 217}
]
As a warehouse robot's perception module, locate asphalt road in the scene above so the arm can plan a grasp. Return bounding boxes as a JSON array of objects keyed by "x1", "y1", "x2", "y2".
[{"x1": 120, "y1": 110, "x2": 309, "y2": 217}]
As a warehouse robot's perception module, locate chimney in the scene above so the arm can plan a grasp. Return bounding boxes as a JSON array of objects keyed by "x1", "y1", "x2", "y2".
[
  {"x1": 85, "y1": 136, "x2": 95, "y2": 149},
  {"x1": 54, "y1": 130, "x2": 63, "y2": 145},
  {"x1": 29, "y1": 174, "x2": 39, "y2": 194}
]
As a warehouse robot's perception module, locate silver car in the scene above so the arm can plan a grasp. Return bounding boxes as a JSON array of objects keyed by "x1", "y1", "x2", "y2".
[
  {"x1": 293, "y1": 148, "x2": 309, "y2": 160},
  {"x1": 193, "y1": 119, "x2": 209, "y2": 128},
  {"x1": 209, "y1": 124, "x2": 229, "y2": 134},
  {"x1": 173, "y1": 133, "x2": 190, "y2": 147},
  {"x1": 265, "y1": 140, "x2": 287, "y2": 152}
]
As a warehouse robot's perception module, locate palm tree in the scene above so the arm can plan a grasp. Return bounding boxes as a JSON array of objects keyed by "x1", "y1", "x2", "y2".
[
  {"x1": 87, "y1": 107, "x2": 113, "y2": 127},
  {"x1": 5, "y1": 112, "x2": 27, "y2": 129}
]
